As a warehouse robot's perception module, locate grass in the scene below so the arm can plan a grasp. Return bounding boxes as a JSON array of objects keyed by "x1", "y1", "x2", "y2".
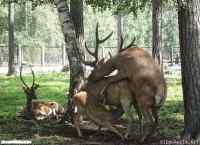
[
  {"x1": 0, "y1": 72, "x2": 69, "y2": 119},
  {"x1": 160, "y1": 73, "x2": 184, "y2": 136},
  {"x1": 0, "y1": 72, "x2": 184, "y2": 144}
]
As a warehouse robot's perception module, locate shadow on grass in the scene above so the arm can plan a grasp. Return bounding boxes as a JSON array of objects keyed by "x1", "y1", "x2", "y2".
[{"x1": 159, "y1": 100, "x2": 184, "y2": 137}]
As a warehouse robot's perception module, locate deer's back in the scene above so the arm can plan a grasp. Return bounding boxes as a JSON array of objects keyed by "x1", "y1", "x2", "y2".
[{"x1": 105, "y1": 80, "x2": 132, "y2": 105}]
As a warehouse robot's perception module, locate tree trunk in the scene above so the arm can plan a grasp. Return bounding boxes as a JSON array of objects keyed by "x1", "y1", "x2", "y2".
[
  {"x1": 178, "y1": 0, "x2": 200, "y2": 139},
  {"x1": 152, "y1": 0, "x2": 162, "y2": 64},
  {"x1": 70, "y1": 0, "x2": 86, "y2": 77},
  {"x1": 7, "y1": 1, "x2": 15, "y2": 76},
  {"x1": 115, "y1": 14, "x2": 123, "y2": 50},
  {"x1": 54, "y1": 0, "x2": 84, "y2": 122},
  {"x1": 70, "y1": 0, "x2": 84, "y2": 40}
]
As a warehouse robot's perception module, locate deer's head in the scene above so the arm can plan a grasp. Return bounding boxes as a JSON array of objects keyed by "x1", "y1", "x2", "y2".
[
  {"x1": 20, "y1": 65, "x2": 39, "y2": 99},
  {"x1": 80, "y1": 23, "x2": 113, "y2": 81},
  {"x1": 81, "y1": 25, "x2": 136, "y2": 82}
]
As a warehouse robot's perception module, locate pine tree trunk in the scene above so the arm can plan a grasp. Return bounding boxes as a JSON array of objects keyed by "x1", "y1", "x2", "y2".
[
  {"x1": 54, "y1": 0, "x2": 84, "y2": 122},
  {"x1": 178, "y1": 0, "x2": 200, "y2": 139},
  {"x1": 152, "y1": 0, "x2": 162, "y2": 64},
  {"x1": 7, "y1": 1, "x2": 15, "y2": 76}
]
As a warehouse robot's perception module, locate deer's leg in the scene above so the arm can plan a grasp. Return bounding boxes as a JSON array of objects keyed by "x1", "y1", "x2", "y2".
[
  {"x1": 150, "y1": 107, "x2": 159, "y2": 137},
  {"x1": 134, "y1": 102, "x2": 143, "y2": 136},
  {"x1": 139, "y1": 107, "x2": 154, "y2": 142},
  {"x1": 86, "y1": 108, "x2": 124, "y2": 139},
  {"x1": 73, "y1": 106, "x2": 83, "y2": 137},
  {"x1": 120, "y1": 96, "x2": 134, "y2": 138}
]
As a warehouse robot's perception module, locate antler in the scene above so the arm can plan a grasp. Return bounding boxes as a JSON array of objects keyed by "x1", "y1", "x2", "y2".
[
  {"x1": 119, "y1": 35, "x2": 136, "y2": 52},
  {"x1": 81, "y1": 23, "x2": 113, "y2": 67},
  {"x1": 20, "y1": 65, "x2": 29, "y2": 89},
  {"x1": 20, "y1": 64, "x2": 36, "y2": 88},
  {"x1": 29, "y1": 65, "x2": 35, "y2": 88}
]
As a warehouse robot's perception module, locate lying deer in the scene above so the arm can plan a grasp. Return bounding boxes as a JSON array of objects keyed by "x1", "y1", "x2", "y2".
[
  {"x1": 21, "y1": 100, "x2": 64, "y2": 120},
  {"x1": 84, "y1": 36, "x2": 167, "y2": 141},
  {"x1": 20, "y1": 65, "x2": 64, "y2": 120}
]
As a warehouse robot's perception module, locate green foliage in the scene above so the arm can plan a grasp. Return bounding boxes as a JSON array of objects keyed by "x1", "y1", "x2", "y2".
[
  {"x1": 85, "y1": 0, "x2": 149, "y2": 15},
  {"x1": 0, "y1": 72, "x2": 68, "y2": 119},
  {"x1": 0, "y1": 6, "x2": 8, "y2": 44},
  {"x1": 0, "y1": 1, "x2": 179, "y2": 61}
]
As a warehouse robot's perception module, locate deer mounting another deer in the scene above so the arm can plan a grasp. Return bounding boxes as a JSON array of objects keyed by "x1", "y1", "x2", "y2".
[
  {"x1": 85, "y1": 35, "x2": 167, "y2": 141},
  {"x1": 73, "y1": 23, "x2": 143, "y2": 139},
  {"x1": 74, "y1": 23, "x2": 167, "y2": 141}
]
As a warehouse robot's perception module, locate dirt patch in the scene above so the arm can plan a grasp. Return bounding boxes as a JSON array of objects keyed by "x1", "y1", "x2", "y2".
[{"x1": 0, "y1": 119, "x2": 176, "y2": 145}]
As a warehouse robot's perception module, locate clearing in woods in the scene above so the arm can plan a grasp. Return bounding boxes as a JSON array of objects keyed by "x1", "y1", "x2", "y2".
[{"x1": 0, "y1": 72, "x2": 183, "y2": 145}]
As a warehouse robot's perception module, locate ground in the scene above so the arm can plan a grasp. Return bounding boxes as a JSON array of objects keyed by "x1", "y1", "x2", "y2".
[{"x1": 0, "y1": 72, "x2": 184, "y2": 145}]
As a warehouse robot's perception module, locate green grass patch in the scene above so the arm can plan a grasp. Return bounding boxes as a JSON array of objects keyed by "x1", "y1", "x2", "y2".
[
  {"x1": 0, "y1": 72, "x2": 69, "y2": 119},
  {"x1": 0, "y1": 72, "x2": 184, "y2": 141}
]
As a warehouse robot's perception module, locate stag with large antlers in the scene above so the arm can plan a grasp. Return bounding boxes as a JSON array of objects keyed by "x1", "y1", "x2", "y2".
[
  {"x1": 75, "y1": 23, "x2": 167, "y2": 141},
  {"x1": 20, "y1": 65, "x2": 39, "y2": 119},
  {"x1": 73, "y1": 24, "x2": 143, "y2": 140},
  {"x1": 82, "y1": 34, "x2": 167, "y2": 141}
]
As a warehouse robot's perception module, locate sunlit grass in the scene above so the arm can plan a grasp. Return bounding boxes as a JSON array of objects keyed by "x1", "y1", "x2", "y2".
[
  {"x1": 159, "y1": 74, "x2": 184, "y2": 136},
  {"x1": 0, "y1": 72, "x2": 69, "y2": 119},
  {"x1": 0, "y1": 72, "x2": 184, "y2": 139}
]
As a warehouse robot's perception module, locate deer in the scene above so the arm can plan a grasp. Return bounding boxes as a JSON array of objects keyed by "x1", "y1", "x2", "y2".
[
  {"x1": 20, "y1": 64, "x2": 39, "y2": 119},
  {"x1": 82, "y1": 33, "x2": 167, "y2": 141},
  {"x1": 73, "y1": 23, "x2": 145, "y2": 140},
  {"x1": 20, "y1": 65, "x2": 64, "y2": 120},
  {"x1": 75, "y1": 24, "x2": 167, "y2": 141},
  {"x1": 21, "y1": 100, "x2": 64, "y2": 120}
]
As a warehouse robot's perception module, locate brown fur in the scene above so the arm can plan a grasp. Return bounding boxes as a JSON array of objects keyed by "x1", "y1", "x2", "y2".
[
  {"x1": 73, "y1": 91, "x2": 125, "y2": 138},
  {"x1": 21, "y1": 100, "x2": 64, "y2": 120},
  {"x1": 73, "y1": 78, "x2": 143, "y2": 138},
  {"x1": 87, "y1": 47, "x2": 167, "y2": 140}
]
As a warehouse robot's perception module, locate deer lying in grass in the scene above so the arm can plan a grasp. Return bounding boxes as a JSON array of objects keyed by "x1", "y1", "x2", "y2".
[
  {"x1": 20, "y1": 65, "x2": 64, "y2": 120},
  {"x1": 21, "y1": 100, "x2": 64, "y2": 120},
  {"x1": 84, "y1": 35, "x2": 167, "y2": 141}
]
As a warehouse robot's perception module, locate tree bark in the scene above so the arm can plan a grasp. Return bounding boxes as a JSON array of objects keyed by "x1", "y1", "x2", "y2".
[
  {"x1": 115, "y1": 14, "x2": 123, "y2": 50},
  {"x1": 70, "y1": 0, "x2": 84, "y2": 40},
  {"x1": 70, "y1": 0, "x2": 86, "y2": 77},
  {"x1": 177, "y1": 0, "x2": 200, "y2": 139},
  {"x1": 7, "y1": 1, "x2": 15, "y2": 76},
  {"x1": 54, "y1": 0, "x2": 84, "y2": 122},
  {"x1": 152, "y1": 0, "x2": 162, "y2": 65}
]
